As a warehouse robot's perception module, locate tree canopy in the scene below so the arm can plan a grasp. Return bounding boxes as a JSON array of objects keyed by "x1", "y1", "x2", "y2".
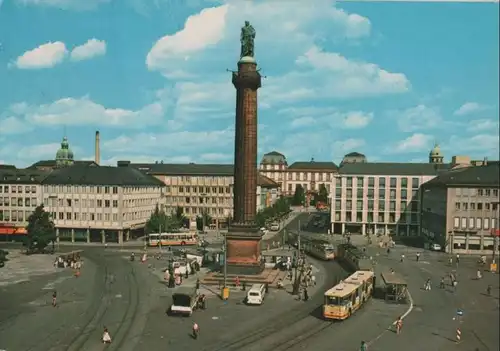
[
  {"x1": 196, "y1": 210, "x2": 213, "y2": 231},
  {"x1": 317, "y1": 183, "x2": 329, "y2": 203},
  {"x1": 255, "y1": 196, "x2": 291, "y2": 228},
  {"x1": 145, "y1": 204, "x2": 184, "y2": 233},
  {"x1": 291, "y1": 184, "x2": 305, "y2": 206},
  {"x1": 25, "y1": 204, "x2": 56, "y2": 254}
]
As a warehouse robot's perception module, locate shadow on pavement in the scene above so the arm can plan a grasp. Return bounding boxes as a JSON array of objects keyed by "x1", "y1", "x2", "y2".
[{"x1": 309, "y1": 304, "x2": 324, "y2": 321}]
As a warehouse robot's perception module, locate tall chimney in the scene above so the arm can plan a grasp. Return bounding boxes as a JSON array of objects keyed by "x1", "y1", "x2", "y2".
[{"x1": 95, "y1": 131, "x2": 100, "y2": 165}]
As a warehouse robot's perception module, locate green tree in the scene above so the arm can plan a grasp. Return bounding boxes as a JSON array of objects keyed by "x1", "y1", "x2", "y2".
[
  {"x1": 292, "y1": 184, "x2": 305, "y2": 206},
  {"x1": 317, "y1": 183, "x2": 329, "y2": 203},
  {"x1": 146, "y1": 204, "x2": 182, "y2": 233},
  {"x1": 25, "y1": 204, "x2": 56, "y2": 254},
  {"x1": 196, "y1": 210, "x2": 212, "y2": 231}
]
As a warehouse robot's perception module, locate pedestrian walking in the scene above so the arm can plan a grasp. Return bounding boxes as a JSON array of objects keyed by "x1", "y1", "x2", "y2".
[
  {"x1": 400, "y1": 254, "x2": 405, "y2": 263},
  {"x1": 439, "y1": 277, "x2": 445, "y2": 289},
  {"x1": 102, "y1": 327, "x2": 112, "y2": 344},
  {"x1": 424, "y1": 278, "x2": 431, "y2": 291},
  {"x1": 303, "y1": 288, "x2": 309, "y2": 301},
  {"x1": 395, "y1": 316, "x2": 403, "y2": 334},
  {"x1": 456, "y1": 254, "x2": 460, "y2": 264},
  {"x1": 416, "y1": 252, "x2": 420, "y2": 262},
  {"x1": 52, "y1": 290, "x2": 57, "y2": 307},
  {"x1": 192, "y1": 322, "x2": 199, "y2": 339},
  {"x1": 360, "y1": 341, "x2": 368, "y2": 351},
  {"x1": 486, "y1": 284, "x2": 492, "y2": 296}
]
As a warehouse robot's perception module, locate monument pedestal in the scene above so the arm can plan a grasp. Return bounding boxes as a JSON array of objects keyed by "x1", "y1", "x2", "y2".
[{"x1": 226, "y1": 223, "x2": 264, "y2": 275}]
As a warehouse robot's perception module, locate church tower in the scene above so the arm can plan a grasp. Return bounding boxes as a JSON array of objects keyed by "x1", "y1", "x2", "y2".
[
  {"x1": 429, "y1": 143, "x2": 444, "y2": 164},
  {"x1": 55, "y1": 136, "x2": 75, "y2": 167}
]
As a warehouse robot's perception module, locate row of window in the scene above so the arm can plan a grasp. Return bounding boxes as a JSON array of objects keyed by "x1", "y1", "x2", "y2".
[
  {"x1": 166, "y1": 196, "x2": 232, "y2": 206},
  {"x1": 0, "y1": 210, "x2": 33, "y2": 222},
  {"x1": 453, "y1": 217, "x2": 497, "y2": 231},
  {"x1": 334, "y1": 200, "x2": 419, "y2": 212},
  {"x1": 455, "y1": 202, "x2": 498, "y2": 211},
  {"x1": 50, "y1": 211, "x2": 149, "y2": 222},
  {"x1": 0, "y1": 185, "x2": 37, "y2": 194},
  {"x1": 456, "y1": 188, "x2": 499, "y2": 197},
  {"x1": 174, "y1": 186, "x2": 232, "y2": 194},
  {"x1": 0, "y1": 197, "x2": 38, "y2": 207},
  {"x1": 335, "y1": 188, "x2": 418, "y2": 200},
  {"x1": 334, "y1": 211, "x2": 419, "y2": 224},
  {"x1": 336, "y1": 176, "x2": 420, "y2": 189},
  {"x1": 164, "y1": 206, "x2": 227, "y2": 216}
]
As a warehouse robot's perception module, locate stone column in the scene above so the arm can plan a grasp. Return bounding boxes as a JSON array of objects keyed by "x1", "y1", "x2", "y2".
[
  {"x1": 341, "y1": 223, "x2": 346, "y2": 234},
  {"x1": 56, "y1": 228, "x2": 60, "y2": 243},
  {"x1": 118, "y1": 230, "x2": 123, "y2": 244},
  {"x1": 71, "y1": 229, "x2": 75, "y2": 243},
  {"x1": 86, "y1": 228, "x2": 90, "y2": 243},
  {"x1": 101, "y1": 230, "x2": 105, "y2": 244},
  {"x1": 226, "y1": 55, "x2": 263, "y2": 275},
  {"x1": 126, "y1": 230, "x2": 130, "y2": 241},
  {"x1": 362, "y1": 223, "x2": 366, "y2": 235}
]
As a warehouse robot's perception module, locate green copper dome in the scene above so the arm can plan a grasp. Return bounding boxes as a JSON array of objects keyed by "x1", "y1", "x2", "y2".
[
  {"x1": 429, "y1": 143, "x2": 442, "y2": 157},
  {"x1": 55, "y1": 136, "x2": 74, "y2": 167}
]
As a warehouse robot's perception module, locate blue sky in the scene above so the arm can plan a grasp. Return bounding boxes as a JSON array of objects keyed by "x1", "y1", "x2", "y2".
[{"x1": 0, "y1": 0, "x2": 498, "y2": 167}]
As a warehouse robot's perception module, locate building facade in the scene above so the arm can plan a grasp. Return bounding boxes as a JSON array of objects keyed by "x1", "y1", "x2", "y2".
[
  {"x1": 331, "y1": 163, "x2": 449, "y2": 236},
  {"x1": 0, "y1": 168, "x2": 48, "y2": 236},
  {"x1": 0, "y1": 163, "x2": 164, "y2": 243},
  {"x1": 259, "y1": 151, "x2": 337, "y2": 197},
  {"x1": 421, "y1": 163, "x2": 500, "y2": 254},
  {"x1": 129, "y1": 162, "x2": 279, "y2": 229}
]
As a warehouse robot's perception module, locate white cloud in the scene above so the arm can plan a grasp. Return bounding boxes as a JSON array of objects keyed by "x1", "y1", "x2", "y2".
[
  {"x1": 261, "y1": 46, "x2": 409, "y2": 105},
  {"x1": 70, "y1": 39, "x2": 106, "y2": 61},
  {"x1": 15, "y1": 0, "x2": 110, "y2": 11},
  {"x1": 6, "y1": 97, "x2": 164, "y2": 128},
  {"x1": 146, "y1": 2, "x2": 372, "y2": 78},
  {"x1": 341, "y1": 111, "x2": 373, "y2": 129},
  {"x1": 448, "y1": 134, "x2": 500, "y2": 153},
  {"x1": 102, "y1": 128, "x2": 234, "y2": 154},
  {"x1": 0, "y1": 116, "x2": 34, "y2": 134},
  {"x1": 467, "y1": 119, "x2": 499, "y2": 132},
  {"x1": 389, "y1": 104, "x2": 442, "y2": 132},
  {"x1": 146, "y1": 5, "x2": 230, "y2": 72},
  {"x1": 453, "y1": 102, "x2": 487, "y2": 116},
  {"x1": 290, "y1": 116, "x2": 316, "y2": 129},
  {"x1": 0, "y1": 142, "x2": 83, "y2": 164},
  {"x1": 388, "y1": 133, "x2": 433, "y2": 154},
  {"x1": 13, "y1": 42, "x2": 67, "y2": 69},
  {"x1": 332, "y1": 138, "x2": 366, "y2": 155}
]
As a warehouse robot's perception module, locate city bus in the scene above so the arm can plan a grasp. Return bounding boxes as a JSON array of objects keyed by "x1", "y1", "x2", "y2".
[
  {"x1": 323, "y1": 270, "x2": 374, "y2": 320},
  {"x1": 148, "y1": 232, "x2": 198, "y2": 247}
]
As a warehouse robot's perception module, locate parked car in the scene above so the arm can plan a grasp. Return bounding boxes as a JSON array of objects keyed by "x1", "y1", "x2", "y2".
[{"x1": 430, "y1": 243, "x2": 442, "y2": 251}]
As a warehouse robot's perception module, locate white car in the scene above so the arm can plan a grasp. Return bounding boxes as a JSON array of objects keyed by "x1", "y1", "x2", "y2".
[{"x1": 430, "y1": 243, "x2": 442, "y2": 251}]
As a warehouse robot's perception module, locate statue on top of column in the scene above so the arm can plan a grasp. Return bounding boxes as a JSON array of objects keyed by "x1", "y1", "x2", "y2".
[{"x1": 240, "y1": 21, "x2": 256, "y2": 58}]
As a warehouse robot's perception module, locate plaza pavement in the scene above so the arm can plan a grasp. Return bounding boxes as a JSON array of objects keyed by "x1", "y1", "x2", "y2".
[
  {"x1": 360, "y1": 239, "x2": 499, "y2": 351},
  {"x1": 0, "y1": 249, "x2": 152, "y2": 351}
]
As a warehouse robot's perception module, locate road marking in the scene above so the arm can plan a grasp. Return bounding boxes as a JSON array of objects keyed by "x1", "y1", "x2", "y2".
[
  {"x1": 212, "y1": 316, "x2": 219, "y2": 320},
  {"x1": 367, "y1": 289, "x2": 414, "y2": 347},
  {"x1": 42, "y1": 276, "x2": 72, "y2": 290}
]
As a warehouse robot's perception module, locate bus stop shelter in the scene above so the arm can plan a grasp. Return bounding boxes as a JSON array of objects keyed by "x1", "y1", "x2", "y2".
[{"x1": 380, "y1": 272, "x2": 408, "y2": 303}]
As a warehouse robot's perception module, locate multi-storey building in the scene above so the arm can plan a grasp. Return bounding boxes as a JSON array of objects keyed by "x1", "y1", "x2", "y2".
[
  {"x1": 0, "y1": 168, "x2": 48, "y2": 236},
  {"x1": 259, "y1": 151, "x2": 338, "y2": 197},
  {"x1": 129, "y1": 162, "x2": 279, "y2": 229},
  {"x1": 421, "y1": 162, "x2": 500, "y2": 254},
  {"x1": 41, "y1": 163, "x2": 164, "y2": 243},
  {"x1": 0, "y1": 163, "x2": 164, "y2": 243},
  {"x1": 331, "y1": 162, "x2": 449, "y2": 236}
]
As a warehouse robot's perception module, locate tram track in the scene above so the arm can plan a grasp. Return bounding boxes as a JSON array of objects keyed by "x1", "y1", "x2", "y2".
[{"x1": 206, "y1": 259, "x2": 345, "y2": 351}]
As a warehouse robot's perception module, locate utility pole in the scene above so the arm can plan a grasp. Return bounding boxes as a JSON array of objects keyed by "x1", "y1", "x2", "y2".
[
  {"x1": 158, "y1": 223, "x2": 162, "y2": 253},
  {"x1": 223, "y1": 232, "x2": 228, "y2": 288},
  {"x1": 292, "y1": 220, "x2": 302, "y2": 295}
]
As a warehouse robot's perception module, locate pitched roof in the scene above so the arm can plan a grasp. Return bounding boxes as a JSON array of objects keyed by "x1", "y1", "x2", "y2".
[
  {"x1": 0, "y1": 169, "x2": 50, "y2": 184},
  {"x1": 288, "y1": 161, "x2": 338, "y2": 171},
  {"x1": 264, "y1": 151, "x2": 285, "y2": 157},
  {"x1": 131, "y1": 163, "x2": 234, "y2": 176},
  {"x1": 344, "y1": 152, "x2": 365, "y2": 157},
  {"x1": 259, "y1": 175, "x2": 279, "y2": 188},
  {"x1": 41, "y1": 164, "x2": 164, "y2": 186},
  {"x1": 423, "y1": 164, "x2": 500, "y2": 187},
  {"x1": 338, "y1": 162, "x2": 452, "y2": 176},
  {"x1": 29, "y1": 160, "x2": 97, "y2": 168}
]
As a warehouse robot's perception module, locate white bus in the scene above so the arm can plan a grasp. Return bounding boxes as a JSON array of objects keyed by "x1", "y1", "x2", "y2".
[{"x1": 148, "y1": 232, "x2": 198, "y2": 247}]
